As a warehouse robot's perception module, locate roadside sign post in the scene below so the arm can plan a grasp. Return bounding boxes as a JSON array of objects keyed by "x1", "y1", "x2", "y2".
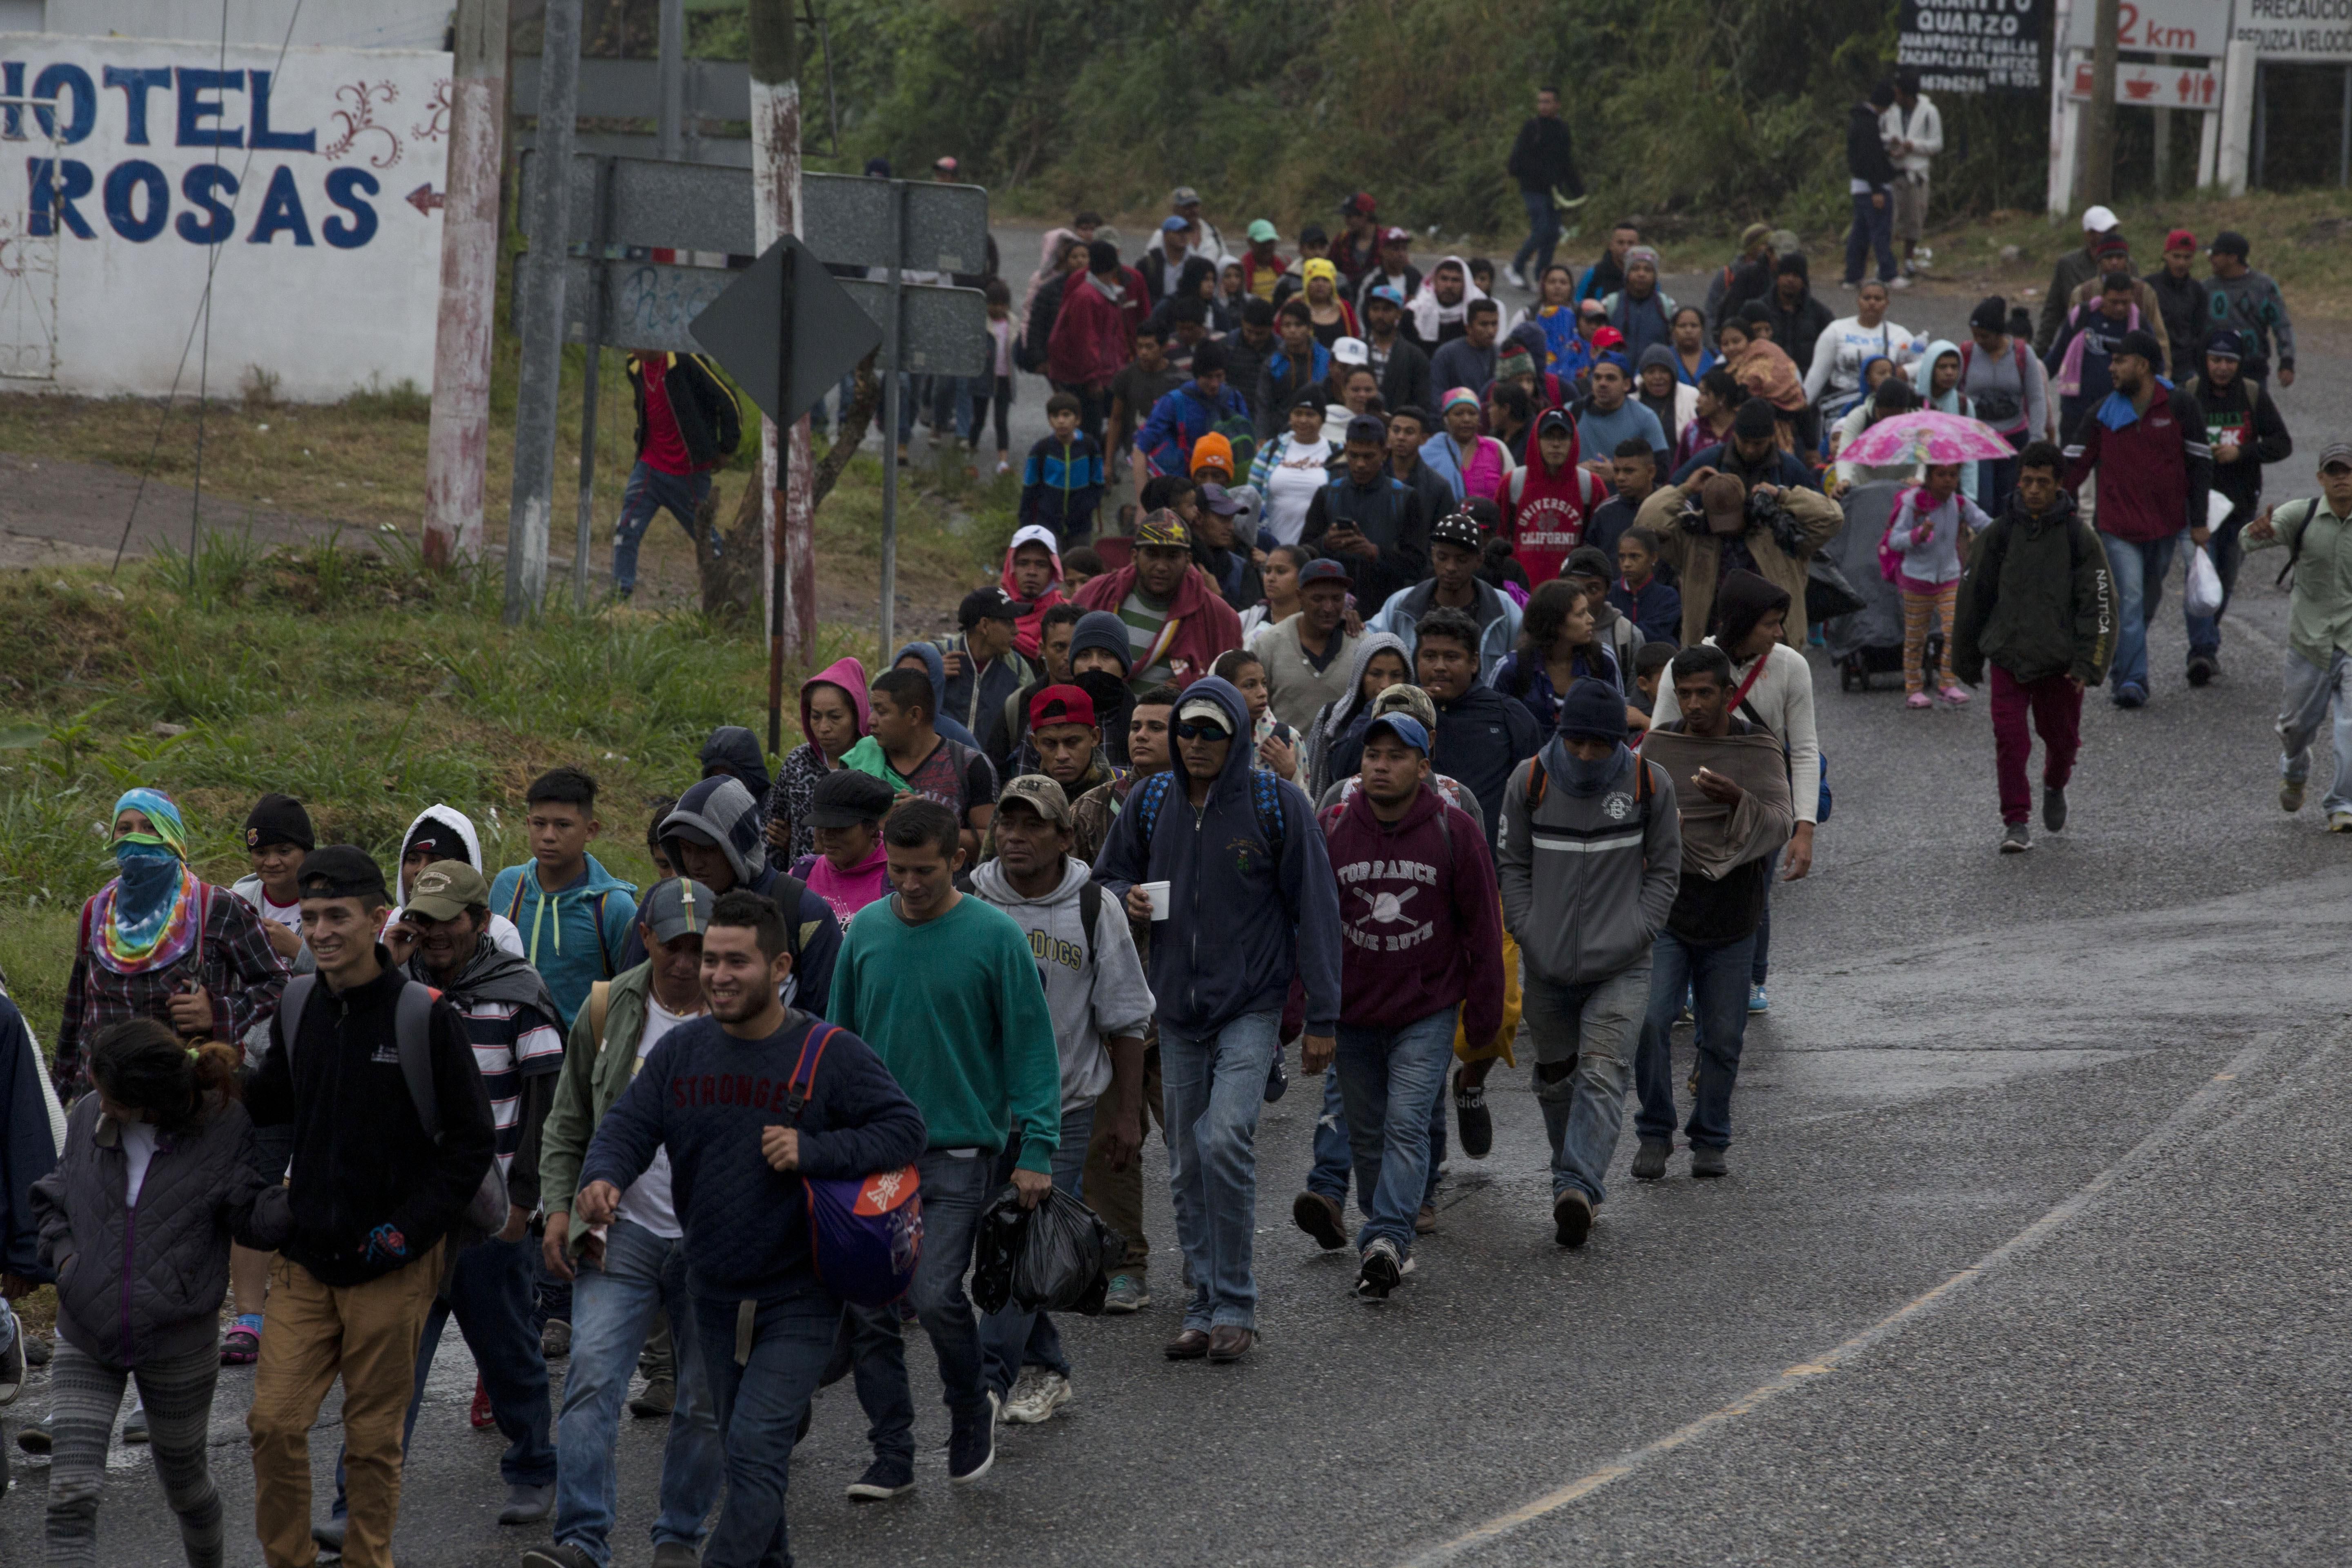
[
  {"x1": 769, "y1": 239, "x2": 796, "y2": 755},
  {"x1": 880, "y1": 180, "x2": 905, "y2": 660},
  {"x1": 572, "y1": 156, "x2": 612, "y2": 612}
]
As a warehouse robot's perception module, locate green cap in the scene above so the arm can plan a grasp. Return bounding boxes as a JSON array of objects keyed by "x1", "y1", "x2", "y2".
[
  {"x1": 1247, "y1": 219, "x2": 1278, "y2": 243},
  {"x1": 404, "y1": 860, "x2": 489, "y2": 922}
]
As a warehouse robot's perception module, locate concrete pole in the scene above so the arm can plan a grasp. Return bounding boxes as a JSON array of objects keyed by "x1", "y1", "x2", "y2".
[
  {"x1": 2218, "y1": 40, "x2": 2256, "y2": 195},
  {"x1": 505, "y1": 0, "x2": 581, "y2": 622},
  {"x1": 421, "y1": 0, "x2": 509, "y2": 567},
  {"x1": 2197, "y1": 101, "x2": 2221, "y2": 189},
  {"x1": 2046, "y1": 0, "x2": 2076, "y2": 216},
  {"x1": 2080, "y1": 0, "x2": 2120, "y2": 206},
  {"x1": 749, "y1": 0, "x2": 815, "y2": 667},
  {"x1": 658, "y1": 0, "x2": 684, "y2": 162}
]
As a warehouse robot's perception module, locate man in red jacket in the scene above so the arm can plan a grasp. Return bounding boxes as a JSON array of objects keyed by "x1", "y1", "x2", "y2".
[
  {"x1": 2062, "y1": 327, "x2": 2212, "y2": 709},
  {"x1": 1072, "y1": 511, "x2": 1244, "y2": 690},
  {"x1": 1314, "y1": 712, "x2": 1503, "y2": 1300},
  {"x1": 1048, "y1": 241, "x2": 1140, "y2": 448},
  {"x1": 1499, "y1": 408, "x2": 1612, "y2": 585}
]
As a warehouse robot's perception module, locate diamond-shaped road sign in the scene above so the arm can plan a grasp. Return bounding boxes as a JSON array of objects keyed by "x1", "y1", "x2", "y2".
[{"x1": 688, "y1": 233, "x2": 882, "y2": 426}]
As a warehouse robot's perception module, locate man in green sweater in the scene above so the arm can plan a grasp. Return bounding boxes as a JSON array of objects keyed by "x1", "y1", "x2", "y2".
[{"x1": 827, "y1": 797, "x2": 1060, "y2": 1497}]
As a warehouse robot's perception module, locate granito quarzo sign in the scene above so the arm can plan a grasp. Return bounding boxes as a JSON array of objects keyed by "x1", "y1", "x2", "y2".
[{"x1": 0, "y1": 34, "x2": 450, "y2": 401}]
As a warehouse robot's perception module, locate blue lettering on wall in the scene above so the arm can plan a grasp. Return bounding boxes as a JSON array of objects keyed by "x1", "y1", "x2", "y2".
[
  {"x1": 1, "y1": 64, "x2": 21, "y2": 140},
  {"x1": 175, "y1": 164, "x2": 238, "y2": 245},
  {"x1": 245, "y1": 70, "x2": 316, "y2": 152},
  {"x1": 31, "y1": 65, "x2": 97, "y2": 145},
  {"x1": 175, "y1": 67, "x2": 243, "y2": 148},
  {"x1": 246, "y1": 164, "x2": 312, "y2": 246},
  {"x1": 321, "y1": 167, "x2": 378, "y2": 249},
  {"x1": 102, "y1": 158, "x2": 169, "y2": 242},
  {"x1": 102, "y1": 66, "x2": 176, "y2": 146},
  {"x1": 28, "y1": 158, "x2": 96, "y2": 239}
]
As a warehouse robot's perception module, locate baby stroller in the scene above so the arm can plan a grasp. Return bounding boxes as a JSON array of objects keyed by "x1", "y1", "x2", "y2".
[{"x1": 1822, "y1": 480, "x2": 1928, "y2": 692}]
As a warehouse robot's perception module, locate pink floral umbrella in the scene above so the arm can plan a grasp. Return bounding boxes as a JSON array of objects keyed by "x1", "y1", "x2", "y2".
[{"x1": 1839, "y1": 410, "x2": 2014, "y2": 468}]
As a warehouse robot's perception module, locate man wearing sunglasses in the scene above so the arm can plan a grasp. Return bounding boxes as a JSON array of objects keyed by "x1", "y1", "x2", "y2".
[{"x1": 2247, "y1": 443, "x2": 2352, "y2": 832}]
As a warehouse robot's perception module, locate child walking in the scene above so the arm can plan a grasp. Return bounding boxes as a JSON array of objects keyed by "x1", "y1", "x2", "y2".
[
  {"x1": 33, "y1": 1019, "x2": 277, "y2": 1567},
  {"x1": 1019, "y1": 393, "x2": 1107, "y2": 544},
  {"x1": 1886, "y1": 461, "x2": 1989, "y2": 708}
]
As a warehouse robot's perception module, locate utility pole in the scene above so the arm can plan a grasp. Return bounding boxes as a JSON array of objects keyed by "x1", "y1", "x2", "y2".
[
  {"x1": 505, "y1": 0, "x2": 582, "y2": 622},
  {"x1": 657, "y1": 0, "x2": 684, "y2": 161},
  {"x1": 2081, "y1": 0, "x2": 2120, "y2": 207},
  {"x1": 748, "y1": 0, "x2": 815, "y2": 677},
  {"x1": 421, "y1": 0, "x2": 509, "y2": 567}
]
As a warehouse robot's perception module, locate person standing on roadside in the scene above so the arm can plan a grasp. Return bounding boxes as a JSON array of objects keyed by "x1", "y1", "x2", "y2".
[
  {"x1": 1882, "y1": 67, "x2": 1940, "y2": 281},
  {"x1": 2183, "y1": 330, "x2": 2292, "y2": 687},
  {"x1": 1095, "y1": 680, "x2": 1342, "y2": 1364},
  {"x1": 2062, "y1": 328, "x2": 2212, "y2": 710},
  {"x1": 528, "y1": 879, "x2": 726, "y2": 1568},
  {"x1": 1506, "y1": 87, "x2": 1582, "y2": 291},
  {"x1": 2245, "y1": 443, "x2": 2352, "y2": 831},
  {"x1": 1844, "y1": 82, "x2": 1900, "y2": 292},
  {"x1": 611, "y1": 351, "x2": 741, "y2": 601},
  {"x1": 1499, "y1": 682, "x2": 1678, "y2": 1247}
]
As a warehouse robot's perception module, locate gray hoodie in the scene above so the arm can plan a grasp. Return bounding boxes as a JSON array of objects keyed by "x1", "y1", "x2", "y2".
[
  {"x1": 1497, "y1": 740, "x2": 1682, "y2": 986},
  {"x1": 967, "y1": 856, "x2": 1154, "y2": 1114}
]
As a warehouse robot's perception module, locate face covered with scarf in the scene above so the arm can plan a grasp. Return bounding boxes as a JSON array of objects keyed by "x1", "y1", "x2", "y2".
[{"x1": 98, "y1": 787, "x2": 203, "y2": 973}]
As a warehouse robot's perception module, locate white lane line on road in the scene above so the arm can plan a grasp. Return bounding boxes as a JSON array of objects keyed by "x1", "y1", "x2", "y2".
[{"x1": 1398, "y1": 1036, "x2": 2281, "y2": 1568}]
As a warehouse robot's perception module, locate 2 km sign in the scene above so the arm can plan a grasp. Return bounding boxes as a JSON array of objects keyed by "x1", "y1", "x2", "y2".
[{"x1": 2065, "y1": 0, "x2": 2231, "y2": 58}]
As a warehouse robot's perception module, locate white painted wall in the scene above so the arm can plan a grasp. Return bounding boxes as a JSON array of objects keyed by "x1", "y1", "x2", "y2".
[
  {"x1": 36, "y1": 0, "x2": 448, "y2": 51},
  {"x1": 0, "y1": 33, "x2": 450, "y2": 400}
]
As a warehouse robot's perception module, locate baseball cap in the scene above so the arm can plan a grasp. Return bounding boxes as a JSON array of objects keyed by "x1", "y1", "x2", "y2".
[
  {"x1": 1297, "y1": 557, "x2": 1351, "y2": 588},
  {"x1": 1700, "y1": 473, "x2": 1749, "y2": 534},
  {"x1": 2209, "y1": 229, "x2": 2251, "y2": 259},
  {"x1": 1365, "y1": 713, "x2": 1430, "y2": 754},
  {"x1": 1578, "y1": 298, "x2": 1608, "y2": 318},
  {"x1": 1174, "y1": 695, "x2": 1233, "y2": 734},
  {"x1": 1430, "y1": 512, "x2": 1481, "y2": 551},
  {"x1": 2165, "y1": 227, "x2": 2198, "y2": 252},
  {"x1": 1159, "y1": 215, "x2": 1189, "y2": 234},
  {"x1": 1134, "y1": 509, "x2": 1191, "y2": 549},
  {"x1": 1565, "y1": 545, "x2": 1615, "y2": 582},
  {"x1": 1345, "y1": 414, "x2": 1387, "y2": 446},
  {"x1": 997, "y1": 773, "x2": 1074, "y2": 827},
  {"x1": 639, "y1": 876, "x2": 719, "y2": 944},
  {"x1": 1341, "y1": 192, "x2": 1377, "y2": 217},
  {"x1": 1590, "y1": 326, "x2": 1626, "y2": 353},
  {"x1": 1368, "y1": 682, "x2": 1437, "y2": 731},
  {"x1": 1333, "y1": 335, "x2": 1370, "y2": 366},
  {"x1": 805, "y1": 768, "x2": 895, "y2": 829},
  {"x1": 1197, "y1": 481, "x2": 1242, "y2": 517},
  {"x1": 2319, "y1": 441, "x2": 2352, "y2": 471},
  {"x1": 403, "y1": 860, "x2": 489, "y2": 922},
  {"x1": 933, "y1": 155, "x2": 959, "y2": 174},
  {"x1": 1028, "y1": 684, "x2": 1098, "y2": 731},
  {"x1": 296, "y1": 845, "x2": 388, "y2": 903},
  {"x1": 958, "y1": 586, "x2": 1025, "y2": 628},
  {"x1": 1171, "y1": 185, "x2": 1201, "y2": 206},
  {"x1": 1380, "y1": 225, "x2": 1411, "y2": 244},
  {"x1": 1536, "y1": 406, "x2": 1575, "y2": 439},
  {"x1": 1247, "y1": 219, "x2": 1279, "y2": 243},
  {"x1": 2082, "y1": 204, "x2": 2118, "y2": 233},
  {"x1": 1368, "y1": 284, "x2": 1405, "y2": 308},
  {"x1": 2204, "y1": 329, "x2": 2243, "y2": 361}
]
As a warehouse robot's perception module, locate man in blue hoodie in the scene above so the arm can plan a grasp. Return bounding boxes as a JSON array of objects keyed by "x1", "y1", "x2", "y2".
[
  {"x1": 1139, "y1": 341, "x2": 1251, "y2": 480},
  {"x1": 572, "y1": 890, "x2": 925, "y2": 1568},
  {"x1": 489, "y1": 769, "x2": 640, "y2": 1030},
  {"x1": 890, "y1": 641, "x2": 987, "y2": 753},
  {"x1": 1095, "y1": 678, "x2": 1343, "y2": 1363}
]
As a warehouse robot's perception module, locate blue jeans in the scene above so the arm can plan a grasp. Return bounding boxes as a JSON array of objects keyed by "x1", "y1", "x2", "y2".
[
  {"x1": 1307, "y1": 1067, "x2": 1443, "y2": 1209},
  {"x1": 1525, "y1": 961, "x2": 1651, "y2": 1205},
  {"x1": 1333, "y1": 1007, "x2": 1458, "y2": 1254},
  {"x1": 610, "y1": 461, "x2": 715, "y2": 596},
  {"x1": 690, "y1": 1288, "x2": 840, "y2": 1568},
  {"x1": 847, "y1": 1148, "x2": 994, "y2": 1462},
  {"x1": 1512, "y1": 187, "x2": 1559, "y2": 277},
  {"x1": 2186, "y1": 514, "x2": 2247, "y2": 657},
  {"x1": 1844, "y1": 187, "x2": 1895, "y2": 285},
  {"x1": 2279, "y1": 648, "x2": 2352, "y2": 815},
  {"x1": 549, "y1": 1220, "x2": 722, "y2": 1565},
  {"x1": 1750, "y1": 846, "x2": 1780, "y2": 989},
  {"x1": 980, "y1": 1103, "x2": 1093, "y2": 1398},
  {"x1": 330, "y1": 1232, "x2": 555, "y2": 1521},
  {"x1": 1160, "y1": 1009, "x2": 1282, "y2": 1332},
  {"x1": 1635, "y1": 931, "x2": 1759, "y2": 1151},
  {"x1": 2100, "y1": 528, "x2": 2182, "y2": 696}
]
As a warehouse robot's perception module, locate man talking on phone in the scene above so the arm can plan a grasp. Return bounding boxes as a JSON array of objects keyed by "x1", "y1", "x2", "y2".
[{"x1": 1303, "y1": 414, "x2": 1432, "y2": 608}]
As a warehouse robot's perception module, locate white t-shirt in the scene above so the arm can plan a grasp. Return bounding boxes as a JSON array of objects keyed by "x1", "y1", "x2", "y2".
[
  {"x1": 1261, "y1": 434, "x2": 1336, "y2": 546},
  {"x1": 613, "y1": 998, "x2": 697, "y2": 1239},
  {"x1": 256, "y1": 891, "x2": 303, "y2": 939},
  {"x1": 122, "y1": 1119, "x2": 159, "y2": 1206}
]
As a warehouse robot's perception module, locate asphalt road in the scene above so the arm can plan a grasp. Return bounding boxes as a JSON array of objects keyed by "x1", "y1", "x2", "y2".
[{"x1": 7, "y1": 243, "x2": 2352, "y2": 1568}]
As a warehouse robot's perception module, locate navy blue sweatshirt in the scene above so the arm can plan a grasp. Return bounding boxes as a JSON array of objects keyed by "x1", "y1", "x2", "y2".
[
  {"x1": 1094, "y1": 677, "x2": 1344, "y2": 1036},
  {"x1": 577, "y1": 1009, "x2": 926, "y2": 1302}
]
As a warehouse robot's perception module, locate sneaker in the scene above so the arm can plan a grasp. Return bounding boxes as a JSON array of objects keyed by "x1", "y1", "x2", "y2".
[
  {"x1": 1100, "y1": 1273, "x2": 1150, "y2": 1314},
  {"x1": 0, "y1": 1327, "x2": 21, "y2": 1405},
  {"x1": 2187, "y1": 653, "x2": 2216, "y2": 686},
  {"x1": 122, "y1": 1401, "x2": 148, "y2": 1445},
  {"x1": 629, "y1": 1376, "x2": 676, "y2": 1419},
  {"x1": 471, "y1": 1375, "x2": 494, "y2": 1430},
  {"x1": 1888, "y1": 275, "x2": 1912, "y2": 290},
  {"x1": 1503, "y1": 263, "x2": 1528, "y2": 290},
  {"x1": 221, "y1": 1313, "x2": 262, "y2": 1366},
  {"x1": 498, "y1": 1483, "x2": 555, "y2": 1525},
  {"x1": 1002, "y1": 1370, "x2": 1074, "y2": 1425},
  {"x1": 653, "y1": 1544, "x2": 701, "y2": 1568},
  {"x1": 2113, "y1": 684, "x2": 2147, "y2": 710},
  {"x1": 2283, "y1": 778, "x2": 2307, "y2": 813},
  {"x1": 2332, "y1": 812, "x2": 2352, "y2": 834},
  {"x1": 846, "y1": 1457, "x2": 916, "y2": 1502},
  {"x1": 1939, "y1": 684, "x2": 1971, "y2": 705},
  {"x1": 1748, "y1": 984, "x2": 1768, "y2": 1014},
  {"x1": 1263, "y1": 1049, "x2": 1288, "y2": 1102},
  {"x1": 1690, "y1": 1146, "x2": 1728, "y2": 1178},
  {"x1": 520, "y1": 1545, "x2": 601, "y2": 1568},
  {"x1": 1906, "y1": 691, "x2": 1932, "y2": 709},
  {"x1": 2042, "y1": 786, "x2": 2067, "y2": 832},
  {"x1": 1552, "y1": 1189, "x2": 1594, "y2": 1248},
  {"x1": 1631, "y1": 1138, "x2": 1671, "y2": 1181},
  {"x1": 2000, "y1": 822, "x2": 2031, "y2": 853},
  {"x1": 1356, "y1": 1238, "x2": 1404, "y2": 1300},
  {"x1": 541, "y1": 1319, "x2": 571, "y2": 1360},
  {"x1": 1452, "y1": 1068, "x2": 1492, "y2": 1158},
  {"x1": 312, "y1": 1515, "x2": 347, "y2": 1554},
  {"x1": 1292, "y1": 1189, "x2": 1348, "y2": 1250},
  {"x1": 948, "y1": 1393, "x2": 998, "y2": 1483}
]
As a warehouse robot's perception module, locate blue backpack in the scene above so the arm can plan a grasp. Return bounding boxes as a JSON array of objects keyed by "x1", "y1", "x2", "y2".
[
  {"x1": 782, "y1": 1025, "x2": 923, "y2": 1308},
  {"x1": 1126, "y1": 766, "x2": 1287, "y2": 862}
]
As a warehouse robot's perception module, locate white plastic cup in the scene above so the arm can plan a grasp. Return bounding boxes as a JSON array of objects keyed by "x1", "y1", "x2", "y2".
[{"x1": 1140, "y1": 881, "x2": 1172, "y2": 921}]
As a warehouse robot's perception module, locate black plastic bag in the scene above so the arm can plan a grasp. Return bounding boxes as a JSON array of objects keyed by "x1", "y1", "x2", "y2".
[
  {"x1": 1805, "y1": 554, "x2": 1868, "y2": 623},
  {"x1": 968, "y1": 1185, "x2": 1124, "y2": 1317}
]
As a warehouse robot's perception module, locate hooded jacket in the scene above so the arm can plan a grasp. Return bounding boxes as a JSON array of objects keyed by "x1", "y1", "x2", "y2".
[
  {"x1": 1073, "y1": 565, "x2": 1245, "y2": 691},
  {"x1": 999, "y1": 524, "x2": 1067, "y2": 658},
  {"x1": 937, "y1": 633, "x2": 1036, "y2": 763},
  {"x1": 1140, "y1": 378, "x2": 1252, "y2": 479},
  {"x1": 1368, "y1": 577, "x2": 1523, "y2": 686},
  {"x1": 1256, "y1": 342, "x2": 1334, "y2": 441},
  {"x1": 1498, "y1": 740, "x2": 1680, "y2": 987},
  {"x1": 635, "y1": 776, "x2": 841, "y2": 1016},
  {"x1": 968, "y1": 856, "x2": 1155, "y2": 1113},
  {"x1": 36, "y1": 1092, "x2": 275, "y2": 1370},
  {"x1": 1846, "y1": 102, "x2": 1898, "y2": 187},
  {"x1": 1952, "y1": 488, "x2": 2115, "y2": 688},
  {"x1": 889, "y1": 640, "x2": 984, "y2": 751},
  {"x1": 1759, "y1": 273, "x2": 1835, "y2": 372},
  {"x1": 1048, "y1": 270, "x2": 1138, "y2": 388},
  {"x1": 1499, "y1": 433, "x2": 1610, "y2": 585},
  {"x1": 2183, "y1": 372, "x2": 2292, "y2": 519},
  {"x1": 1093, "y1": 678, "x2": 1343, "y2": 1037},
  {"x1": 487, "y1": 853, "x2": 639, "y2": 1031},
  {"x1": 1407, "y1": 257, "x2": 1488, "y2": 348},
  {"x1": 2061, "y1": 380, "x2": 2212, "y2": 545},
  {"x1": 394, "y1": 808, "x2": 520, "y2": 959},
  {"x1": 770, "y1": 656, "x2": 870, "y2": 865},
  {"x1": 1419, "y1": 429, "x2": 1513, "y2": 506},
  {"x1": 1319, "y1": 779, "x2": 1505, "y2": 1040},
  {"x1": 697, "y1": 726, "x2": 774, "y2": 823},
  {"x1": 1301, "y1": 469, "x2": 1431, "y2": 608},
  {"x1": 1301, "y1": 630, "x2": 1409, "y2": 797},
  {"x1": 1429, "y1": 678, "x2": 1543, "y2": 851},
  {"x1": 1018, "y1": 429, "x2": 1106, "y2": 538}
]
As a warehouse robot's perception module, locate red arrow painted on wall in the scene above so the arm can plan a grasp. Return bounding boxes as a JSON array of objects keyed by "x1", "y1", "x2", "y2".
[{"x1": 406, "y1": 184, "x2": 445, "y2": 216}]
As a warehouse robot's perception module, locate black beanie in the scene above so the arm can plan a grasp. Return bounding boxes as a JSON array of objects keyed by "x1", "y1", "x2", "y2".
[
  {"x1": 2117, "y1": 328, "x2": 2164, "y2": 366},
  {"x1": 244, "y1": 792, "x2": 314, "y2": 852},
  {"x1": 1556, "y1": 678, "x2": 1628, "y2": 743},
  {"x1": 1775, "y1": 252, "x2": 1809, "y2": 280},
  {"x1": 1732, "y1": 397, "x2": 1779, "y2": 440},
  {"x1": 1969, "y1": 295, "x2": 2009, "y2": 332}
]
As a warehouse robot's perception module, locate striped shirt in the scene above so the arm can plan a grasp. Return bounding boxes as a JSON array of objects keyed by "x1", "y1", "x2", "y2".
[
  {"x1": 453, "y1": 999, "x2": 566, "y2": 1176},
  {"x1": 1119, "y1": 587, "x2": 1177, "y2": 689}
]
